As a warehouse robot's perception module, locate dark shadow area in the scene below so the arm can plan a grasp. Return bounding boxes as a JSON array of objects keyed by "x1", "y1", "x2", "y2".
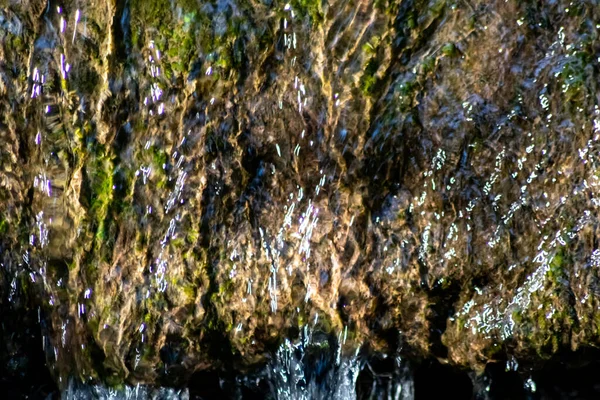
[
  {"x1": 475, "y1": 361, "x2": 528, "y2": 400},
  {"x1": 12, "y1": 347, "x2": 600, "y2": 398},
  {"x1": 0, "y1": 307, "x2": 58, "y2": 399},
  {"x1": 531, "y1": 347, "x2": 600, "y2": 400},
  {"x1": 413, "y1": 358, "x2": 472, "y2": 399},
  {"x1": 188, "y1": 369, "x2": 234, "y2": 400}
]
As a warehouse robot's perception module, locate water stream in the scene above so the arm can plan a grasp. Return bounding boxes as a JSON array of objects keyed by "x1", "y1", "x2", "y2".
[{"x1": 2, "y1": 0, "x2": 600, "y2": 398}]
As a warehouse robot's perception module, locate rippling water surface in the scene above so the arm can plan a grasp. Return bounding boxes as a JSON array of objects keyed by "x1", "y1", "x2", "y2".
[{"x1": 2, "y1": 0, "x2": 600, "y2": 398}]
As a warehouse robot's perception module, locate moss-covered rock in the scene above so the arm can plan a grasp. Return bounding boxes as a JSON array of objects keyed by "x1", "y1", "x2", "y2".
[{"x1": 2, "y1": 0, "x2": 600, "y2": 393}]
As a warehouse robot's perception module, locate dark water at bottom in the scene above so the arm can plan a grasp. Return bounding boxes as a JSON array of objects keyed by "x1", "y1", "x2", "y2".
[{"x1": 9, "y1": 342, "x2": 600, "y2": 399}]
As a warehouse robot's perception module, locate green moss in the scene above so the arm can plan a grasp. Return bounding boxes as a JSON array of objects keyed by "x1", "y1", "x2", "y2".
[
  {"x1": 407, "y1": 12, "x2": 416, "y2": 29},
  {"x1": 130, "y1": 0, "x2": 171, "y2": 44},
  {"x1": 512, "y1": 310, "x2": 523, "y2": 324},
  {"x1": 291, "y1": 0, "x2": 324, "y2": 25},
  {"x1": 152, "y1": 147, "x2": 167, "y2": 169},
  {"x1": 0, "y1": 219, "x2": 8, "y2": 235},
  {"x1": 537, "y1": 312, "x2": 548, "y2": 331},
  {"x1": 87, "y1": 316, "x2": 100, "y2": 338},
  {"x1": 441, "y1": 42, "x2": 458, "y2": 57},
  {"x1": 558, "y1": 50, "x2": 590, "y2": 102},
  {"x1": 548, "y1": 248, "x2": 568, "y2": 285},
  {"x1": 87, "y1": 149, "x2": 114, "y2": 244},
  {"x1": 146, "y1": 290, "x2": 169, "y2": 311},
  {"x1": 360, "y1": 58, "x2": 381, "y2": 95},
  {"x1": 398, "y1": 78, "x2": 417, "y2": 97},
  {"x1": 130, "y1": 0, "x2": 203, "y2": 79},
  {"x1": 186, "y1": 228, "x2": 200, "y2": 245},
  {"x1": 219, "y1": 279, "x2": 235, "y2": 297},
  {"x1": 361, "y1": 74, "x2": 377, "y2": 95},
  {"x1": 156, "y1": 178, "x2": 167, "y2": 189},
  {"x1": 374, "y1": 0, "x2": 389, "y2": 11},
  {"x1": 430, "y1": 0, "x2": 446, "y2": 15},
  {"x1": 105, "y1": 373, "x2": 125, "y2": 389},
  {"x1": 171, "y1": 237, "x2": 185, "y2": 248},
  {"x1": 182, "y1": 284, "x2": 196, "y2": 302},
  {"x1": 421, "y1": 56, "x2": 437, "y2": 74},
  {"x1": 238, "y1": 334, "x2": 252, "y2": 346},
  {"x1": 484, "y1": 343, "x2": 502, "y2": 359},
  {"x1": 215, "y1": 50, "x2": 232, "y2": 71},
  {"x1": 467, "y1": 15, "x2": 476, "y2": 30},
  {"x1": 60, "y1": 78, "x2": 68, "y2": 92},
  {"x1": 165, "y1": 18, "x2": 196, "y2": 75},
  {"x1": 593, "y1": 313, "x2": 600, "y2": 338},
  {"x1": 11, "y1": 35, "x2": 24, "y2": 52},
  {"x1": 393, "y1": 76, "x2": 419, "y2": 112},
  {"x1": 362, "y1": 36, "x2": 381, "y2": 57},
  {"x1": 209, "y1": 279, "x2": 235, "y2": 315},
  {"x1": 297, "y1": 313, "x2": 305, "y2": 326},
  {"x1": 551, "y1": 334, "x2": 559, "y2": 353},
  {"x1": 207, "y1": 319, "x2": 215, "y2": 330}
]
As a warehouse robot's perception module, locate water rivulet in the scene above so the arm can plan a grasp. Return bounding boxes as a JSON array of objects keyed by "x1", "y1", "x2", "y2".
[{"x1": 2, "y1": 0, "x2": 600, "y2": 398}]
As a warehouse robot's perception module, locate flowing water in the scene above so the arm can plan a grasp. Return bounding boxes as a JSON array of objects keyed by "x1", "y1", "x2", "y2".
[{"x1": 2, "y1": 0, "x2": 600, "y2": 398}]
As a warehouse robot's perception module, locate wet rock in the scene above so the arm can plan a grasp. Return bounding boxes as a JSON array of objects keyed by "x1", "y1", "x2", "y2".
[{"x1": 1, "y1": 0, "x2": 600, "y2": 394}]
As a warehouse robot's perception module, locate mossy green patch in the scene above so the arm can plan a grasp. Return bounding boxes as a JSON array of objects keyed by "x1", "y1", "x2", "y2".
[
  {"x1": 0, "y1": 219, "x2": 8, "y2": 235},
  {"x1": 512, "y1": 309, "x2": 523, "y2": 324},
  {"x1": 548, "y1": 248, "x2": 568, "y2": 286},
  {"x1": 291, "y1": 0, "x2": 324, "y2": 25},
  {"x1": 86, "y1": 147, "x2": 115, "y2": 245},
  {"x1": 360, "y1": 58, "x2": 381, "y2": 95},
  {"x1": 441, "y1": 42, "x2": 458, "y2": 57},
  {"x1": 130, "y1": 0, "x2": 205, "y2": 79},
  {"x1": 362, "y1": 36, "x2": 381, "y2": 57},
  {"x1": 152, "y1": 147, "x2": 168, "y2": 169},
  {"x1": 430, "y1": 0, "x2": 446, "y2": 16},
  {"x1": 170, "y1": 237, "x2": 185, "y2": 249},
  {"x1": 182, "y1": 283, "x2": 196, "y2": 302},
  {"x1": 186, "y1": 228, "x2": 199, "y2": 245},
  {"x1": 558, "y1": 50, "x2": 591, "y2": 103},
  {"x1": 104, "y1": 372, "x2": 125, "y2": 389}
]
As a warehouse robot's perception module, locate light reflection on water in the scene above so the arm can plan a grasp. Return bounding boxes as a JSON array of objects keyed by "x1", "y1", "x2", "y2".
[{"x1": 1, "y1": 0, "x2": 600, "y2": 398}]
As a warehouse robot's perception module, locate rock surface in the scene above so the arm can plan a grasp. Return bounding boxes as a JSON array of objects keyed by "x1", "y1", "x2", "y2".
[{"x1": 1, "y1": 0, "x2": 600, "y2": 393}]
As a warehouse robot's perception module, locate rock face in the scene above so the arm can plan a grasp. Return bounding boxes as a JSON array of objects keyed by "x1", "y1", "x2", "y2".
[{"x1": 1, "y1": 0, "x2": 600, "y2": 392}]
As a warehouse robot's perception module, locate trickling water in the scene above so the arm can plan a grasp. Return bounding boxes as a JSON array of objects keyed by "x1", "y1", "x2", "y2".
[
  {"x1": 2, "y1": 0, "x2": 600, "y2": 398},
  {"x1": 63, "y1": 379, "x2": 190, "y2": 400},
  {"x1": 269, "y1": 332, "x2": 361, "y2": 400}
]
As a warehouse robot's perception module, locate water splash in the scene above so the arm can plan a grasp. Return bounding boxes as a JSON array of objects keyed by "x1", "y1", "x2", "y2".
[
  {"x1": 63, "y1": 379, "x2": 189, "y2": 400},
  {"x1": 270, "y1": 333, "x2": 361, "y2": 400}
]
